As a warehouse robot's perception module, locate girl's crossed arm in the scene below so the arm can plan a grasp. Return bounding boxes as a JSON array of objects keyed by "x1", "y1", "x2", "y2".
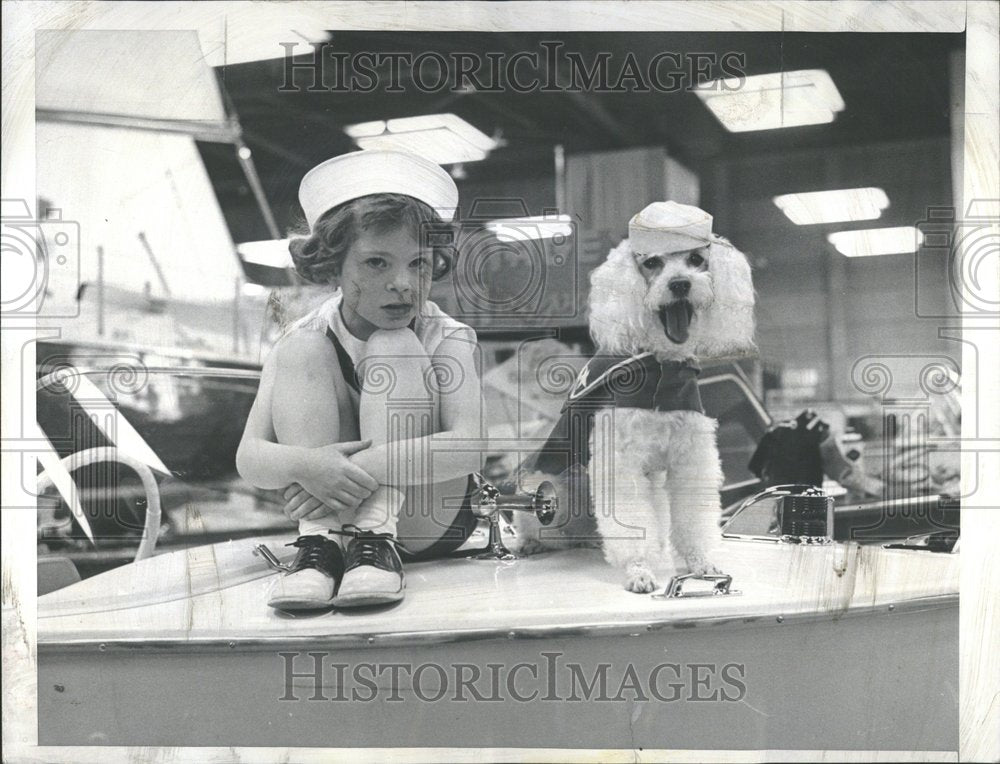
[{"x1": 236, "y1": 347, "x2": 378, "y2": 512}]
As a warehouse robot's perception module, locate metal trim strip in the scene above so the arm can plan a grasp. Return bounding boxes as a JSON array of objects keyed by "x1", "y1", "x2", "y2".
[{"x1": 38, "y1": 593, "x2": 957, "y2": 654}]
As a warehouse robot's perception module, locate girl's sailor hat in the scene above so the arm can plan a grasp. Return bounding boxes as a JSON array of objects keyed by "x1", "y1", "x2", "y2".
[{"x1": 299, "y1": 149, "x2": 459, "y2": 227}]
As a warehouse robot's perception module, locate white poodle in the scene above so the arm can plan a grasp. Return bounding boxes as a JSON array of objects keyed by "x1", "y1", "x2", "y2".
[{"x1": 511, "y1": 202, "x2": 756, "y2": 593}]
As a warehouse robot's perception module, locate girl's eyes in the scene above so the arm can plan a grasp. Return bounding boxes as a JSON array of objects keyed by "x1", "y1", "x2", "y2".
[{"x1": 362, "y1": 257, "x2": 431, "y2": 270}]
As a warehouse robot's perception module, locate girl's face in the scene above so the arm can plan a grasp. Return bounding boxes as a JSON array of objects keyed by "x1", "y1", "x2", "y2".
[{"x1": 336, "y1": 225, "x2": 433, "y2": 340}]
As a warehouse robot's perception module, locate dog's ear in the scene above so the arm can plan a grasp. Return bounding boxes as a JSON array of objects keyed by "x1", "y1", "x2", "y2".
[
  {"x1": 694, "y1": 238, "x2": 756, "y2": 358},
  {"x1": 588, "y1": 240, "x2": 655, "y2": 354}
]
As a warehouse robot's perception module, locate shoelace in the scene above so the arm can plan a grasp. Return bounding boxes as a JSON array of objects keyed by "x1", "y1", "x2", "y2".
[
  {"x1": 286, "y1": 535, "x2": 339, "y2": 572},
  {"x1": 329, "y1": 525, "x2": 411, "y2": 561}
]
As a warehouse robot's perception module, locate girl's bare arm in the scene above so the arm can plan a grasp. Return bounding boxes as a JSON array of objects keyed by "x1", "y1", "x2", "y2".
[{"x1": 236, "y1": 340, "x2": 377, "y2": 502}]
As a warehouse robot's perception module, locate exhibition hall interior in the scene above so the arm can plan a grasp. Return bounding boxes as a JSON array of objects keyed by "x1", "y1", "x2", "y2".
[{"x1": 32, "y1": 28, "x2": 964, "y2": 573}]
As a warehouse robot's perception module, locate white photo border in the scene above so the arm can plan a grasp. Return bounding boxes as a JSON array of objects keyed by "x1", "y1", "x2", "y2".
[{"x1": 2, "y1": 2, "x2": 997, "y2": 762}]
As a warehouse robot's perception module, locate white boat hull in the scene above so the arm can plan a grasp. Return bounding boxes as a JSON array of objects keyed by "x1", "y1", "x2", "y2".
[{"x1": 37, "y1": 538, "x2": 959, "y2": 749}]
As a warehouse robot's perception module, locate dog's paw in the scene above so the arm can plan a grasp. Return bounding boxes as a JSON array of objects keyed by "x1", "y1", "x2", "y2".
[
  {"x1": 684, "y1": 556, "x2": 721, "y2": 577},
  {"x1": 515, "y1": 537, "x2": 549, "y2": 557},
  {"x1": 505, "y1": 513, "x2": 544, "y2": 556},
  {"x1": 624, "y1": 564, "x2": 658, "y2": 593}
]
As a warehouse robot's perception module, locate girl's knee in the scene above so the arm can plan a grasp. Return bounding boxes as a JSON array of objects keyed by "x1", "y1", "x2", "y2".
[
  {"x1": 361, "y1": 329, "x2": 432, "y2": 394},
  {"x1": 272, "y1": 331, "x2": 344, "y2": 388},
  {"x1": 358, "y1": 330, "x2": 436, "y2": 406},
  {"x1": 275, "y1": 331, "x2": 338, "y2": 368},
  {"x1": 364, "y1": 328, "x2": 425, "y2": 358}
]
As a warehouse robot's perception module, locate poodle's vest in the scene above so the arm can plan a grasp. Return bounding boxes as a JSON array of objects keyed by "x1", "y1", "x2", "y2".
[{"x1": 530, "y1": 353, "x2": 704, "y2": 475}]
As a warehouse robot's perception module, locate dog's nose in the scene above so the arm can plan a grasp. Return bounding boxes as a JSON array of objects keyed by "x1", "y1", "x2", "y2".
[{"x1": 668, "y1": 278, "x2": 691, "y2": 298}]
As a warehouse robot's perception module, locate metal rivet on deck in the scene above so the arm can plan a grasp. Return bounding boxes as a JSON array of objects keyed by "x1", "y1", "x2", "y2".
[
  {"x1": 367, "y1": 637, "x2": 375, "y2": 645},
  {"x1": 98, "y1": 643, "x2": 106, "y2": 651},
  {"x1": 507, "y1": 631, "x2": 516, "y2": 640},
  {"x1": 776, "y1": 616, "x2": 784, "y2": 624},
  {"x1": 228, "y1": 641, "x2": 236, "y2": 649},
  {"x1": 888, "y1": 604, "x2": 895, "y2": 612}
]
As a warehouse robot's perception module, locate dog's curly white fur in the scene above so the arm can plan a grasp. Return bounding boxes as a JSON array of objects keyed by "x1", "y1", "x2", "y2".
[
  {"x1": 589, "y1": 237, "x2": 755, "y2": 359},
  {"x1": 510, "y1": 232, "x2": 755, "y2": 593}
]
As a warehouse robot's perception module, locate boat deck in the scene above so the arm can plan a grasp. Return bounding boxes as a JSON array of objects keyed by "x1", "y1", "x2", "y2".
[{"x1": 38, "y1": 534, "x2": 958, "y2": 650}]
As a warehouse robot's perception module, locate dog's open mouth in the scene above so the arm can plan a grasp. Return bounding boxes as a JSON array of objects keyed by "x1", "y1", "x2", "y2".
[{"x1": 658, "y1": 301, "x2": 694, "y2": 344}]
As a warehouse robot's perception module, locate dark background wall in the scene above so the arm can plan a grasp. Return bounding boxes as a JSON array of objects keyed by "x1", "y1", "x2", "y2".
[{"x1": 704, "y1": 136, "x2": 956, "y2": 401}]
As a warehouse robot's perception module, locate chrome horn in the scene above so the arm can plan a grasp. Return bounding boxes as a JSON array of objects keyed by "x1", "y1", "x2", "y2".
[{"x1": 471, "y1": 478, "x2": 558, "y2": 560}]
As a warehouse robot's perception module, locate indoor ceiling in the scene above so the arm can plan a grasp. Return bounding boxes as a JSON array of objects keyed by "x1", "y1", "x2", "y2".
[{"x1": 206, "y1": 31, "x2": 964, "y2": 240}]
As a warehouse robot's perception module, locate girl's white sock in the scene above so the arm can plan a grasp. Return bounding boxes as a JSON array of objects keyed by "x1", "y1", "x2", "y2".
[
  {"x1": 298, "y1": 514, "x2": 342, "y2": 540},
  {"x1": 348, "y1": 486, "x2": 404, "y2": 538}
]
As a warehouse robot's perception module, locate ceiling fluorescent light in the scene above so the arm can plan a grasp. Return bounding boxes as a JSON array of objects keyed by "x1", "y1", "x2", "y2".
[
  {"x1": 485, "y1": 214, "x2": 574, "y2": 243},
  {"x1": 827, "y1": 226, "x2": 924, "y2": 258},
  {"x1": 696, "y1": 69, "x2": 844, "y2": 132},
  {"x1": 343, "y1": 120, "x2": 387, "y2": 139},
  {"x1": 199, "y1": 27, "x2": 331, "y2": 67},
  {"x1": 238, "y1": 239, "x2": 292, "y2": 268},
  {"x1": 774, "y1": 188, "x2": 890, "y2": 225},
  {"x1": 345, "y1": 113, "x2": 497, "y2": 164}
]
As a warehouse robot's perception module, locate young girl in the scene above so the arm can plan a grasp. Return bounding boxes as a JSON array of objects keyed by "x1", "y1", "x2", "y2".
[{"x1": 237, "y1": 149, "x2": 484, "y2": 610}]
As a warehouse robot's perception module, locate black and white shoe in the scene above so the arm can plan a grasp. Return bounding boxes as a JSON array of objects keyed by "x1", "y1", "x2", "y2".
[
  {"x1": 267, "y1": 535, "x2": 345, "y2": 610},
  {"x1": 331, "y1": 526, "x2": 406, "y2": 608}
]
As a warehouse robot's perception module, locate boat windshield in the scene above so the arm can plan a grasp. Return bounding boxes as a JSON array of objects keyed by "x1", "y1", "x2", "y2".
[{"x1": 36, "y1": 367, "x2": 293, "y2": 580}]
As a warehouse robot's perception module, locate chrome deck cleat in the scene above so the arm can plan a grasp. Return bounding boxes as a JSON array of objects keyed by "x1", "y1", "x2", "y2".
[
  {"x1": 471, "y1": 478, "x2": 558, "y2": 560},
  {"x1": 253, "y1": 543, "x2": 295, "y2": 573},
  {"x1": 652, "y1": 573, "x2": 739, "y2": 599},
  {"x1": 883, "y1": 530, "x2": 959, "y2": 553}
]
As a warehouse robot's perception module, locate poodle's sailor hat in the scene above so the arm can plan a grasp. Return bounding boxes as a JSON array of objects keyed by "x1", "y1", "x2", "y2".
[
  {"x1": 629, "y1": 201, "x2": 713, "y2": 257},
  {"x1": 299, "y1": 149, "x2": 459, "y2": 227}
]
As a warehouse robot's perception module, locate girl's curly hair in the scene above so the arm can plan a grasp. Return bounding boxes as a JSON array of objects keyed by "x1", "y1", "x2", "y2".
[{"x1": 288, "y1": 193, "x2": 455, "y2": 285}]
